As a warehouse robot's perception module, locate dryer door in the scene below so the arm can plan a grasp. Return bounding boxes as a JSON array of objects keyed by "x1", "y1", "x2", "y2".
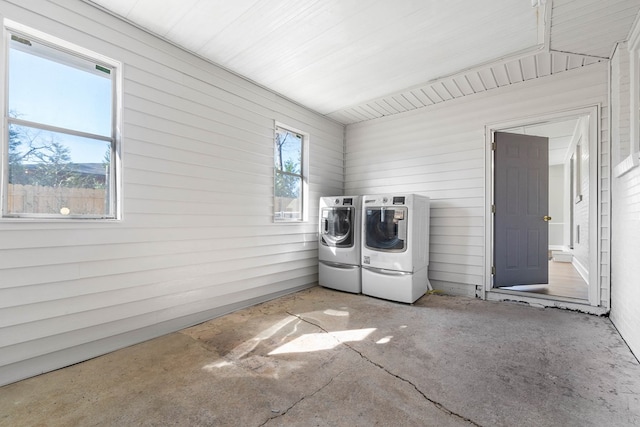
[
  {"x1": 364, "y1": 207, "x2": 408, "y2": 252},
  {"x1": 320, "y1": 207, "x2": 354, "y2": 248}
]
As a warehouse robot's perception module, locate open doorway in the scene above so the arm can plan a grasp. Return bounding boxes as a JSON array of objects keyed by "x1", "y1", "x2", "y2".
[{"x1": 486, "y1": 106, "x2": 600, "y2": 307}]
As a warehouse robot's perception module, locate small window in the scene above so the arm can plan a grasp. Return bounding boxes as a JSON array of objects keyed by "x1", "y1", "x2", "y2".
[
  {"x1": 2, "y1": 26, "x2": 119, "y2": 219},
  {"x1": 274, "y1": 125, "x2": 307, "y2": 222}
]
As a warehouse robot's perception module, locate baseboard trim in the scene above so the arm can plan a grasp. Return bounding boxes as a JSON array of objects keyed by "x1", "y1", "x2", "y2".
[{"x1": 572, "y1": 257, "x2": 589, "y2": 283}]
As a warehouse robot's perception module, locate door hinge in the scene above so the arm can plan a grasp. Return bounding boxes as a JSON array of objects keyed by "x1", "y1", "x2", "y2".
[
  {"x1": 491, "y1": 266, "x2": 496, "y2": 275},
  {"x1": 491, "y1": 142, "x2": 496, "y2": 151},
  {"x1": 491, "y1": 204, "x2": 496, "y2": 214}
]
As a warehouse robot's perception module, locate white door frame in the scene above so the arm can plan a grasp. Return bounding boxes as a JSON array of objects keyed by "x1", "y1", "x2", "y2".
[{"x1": 484, "y1": 105, "x2": 603, "y2": 310}]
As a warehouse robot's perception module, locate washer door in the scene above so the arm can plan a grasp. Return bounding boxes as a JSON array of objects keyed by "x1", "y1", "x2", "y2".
[
  {"x1": 320, "y1": 207, "x2": 354, "y2": 248},
  {"x1": 365, "y1": 207, "x2": 408, "y2": 252}
]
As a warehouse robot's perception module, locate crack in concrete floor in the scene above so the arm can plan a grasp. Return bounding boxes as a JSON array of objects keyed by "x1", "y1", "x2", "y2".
[
  {"x1": 260, "y1": 374, "x2": 339, "y2": 426},
  {"x1": 285, "y1": 311, "x2": 482, "y2": 427},
  {"x1": 3, "y1": 289, "x2": 639, "y2": 426}
]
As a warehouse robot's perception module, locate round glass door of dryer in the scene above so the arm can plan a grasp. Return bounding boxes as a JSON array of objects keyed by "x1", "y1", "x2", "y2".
[
  {"x1": 365, "y1": 207, "x2": 408, "y2": 252},
  {"x1": 320, "y1": 207, "x2": 354, "y2": 247}
]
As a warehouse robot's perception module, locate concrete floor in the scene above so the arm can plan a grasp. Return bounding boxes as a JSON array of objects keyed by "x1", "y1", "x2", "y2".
[{"x1": 1, "y1": 287, "x2": 640, "y2": 427}]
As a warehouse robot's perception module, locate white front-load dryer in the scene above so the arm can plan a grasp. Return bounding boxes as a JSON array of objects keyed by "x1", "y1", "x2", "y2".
[
  {"x1": 318, "y1": 196, "x2": 361, "y2": 293},
  {"x1": 361, "y1": 194, "x2": 431, "y2": 303}
]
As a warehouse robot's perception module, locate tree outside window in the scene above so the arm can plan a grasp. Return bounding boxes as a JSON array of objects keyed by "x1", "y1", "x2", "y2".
[
  {"x1": 274, "y1": 126, "x2": 304, "y2": 221},
  {"x1": 7, "y1": 120, "x2": 110, "y2": 215},
  {"x1": 3, "y1": 29, "x2": 118, "y2": 219}
]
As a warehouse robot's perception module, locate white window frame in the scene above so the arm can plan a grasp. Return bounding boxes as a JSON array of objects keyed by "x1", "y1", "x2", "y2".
[
  {"x1": 0, "y1": 20, "x2": 122, "y2": 220},
  {"x1": 273, "y1": 122, "x2": 309, "y2": 222},
  {"x1": 615, "y1": 16, "x2": 640, "y2": 177}
]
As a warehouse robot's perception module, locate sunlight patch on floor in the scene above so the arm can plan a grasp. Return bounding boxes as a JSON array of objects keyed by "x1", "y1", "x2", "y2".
[{"x1": 269, "y1": 328, "x2": 377, "y2": 355}]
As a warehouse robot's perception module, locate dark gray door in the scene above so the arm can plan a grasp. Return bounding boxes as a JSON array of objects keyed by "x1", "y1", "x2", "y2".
[{"x1": 494, "y1": 132, "x2": 550, "y2": 287}]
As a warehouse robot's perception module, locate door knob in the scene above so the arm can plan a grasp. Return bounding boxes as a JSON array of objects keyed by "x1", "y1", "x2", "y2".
[{"x1": 543, "y1": 215, "x2": 552, "y2": 222}]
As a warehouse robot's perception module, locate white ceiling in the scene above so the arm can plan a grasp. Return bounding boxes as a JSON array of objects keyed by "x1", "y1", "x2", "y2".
[{"x1": 86, "y1": 0, "x2": 640, "y2": 125}]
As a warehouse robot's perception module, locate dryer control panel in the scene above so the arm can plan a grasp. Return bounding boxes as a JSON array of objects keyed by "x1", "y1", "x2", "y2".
[{"x1": 364, "y1": 195, "x2": 408, "y2": 206}]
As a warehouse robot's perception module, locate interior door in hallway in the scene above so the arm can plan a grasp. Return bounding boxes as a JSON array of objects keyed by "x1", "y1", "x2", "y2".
[{"x1": 493, "y1": 131, "x2": 550, "y2": 287}]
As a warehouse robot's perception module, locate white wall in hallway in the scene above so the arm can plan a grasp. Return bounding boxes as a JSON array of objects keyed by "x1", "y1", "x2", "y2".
[
  {"x1": 549, "y1": 164, "x2": 565, "y2": 247},
  {"x1": 345, "y1": 64, "x2": 609, "y2": 301},
  {"x1": 0, "y1": 0, "x2": 344, "y2": 386},
  {"x1": 571, "y1": 120, "x2": 591, "y2": 277}
]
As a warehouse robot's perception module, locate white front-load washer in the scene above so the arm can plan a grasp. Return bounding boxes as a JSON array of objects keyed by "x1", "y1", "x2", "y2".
[
  {"x1": 361, "y1": 194, "x2": 431, "y2": 303},
  {"x1": 318, "y1": 196, "x2": 361, "y2": 293}
]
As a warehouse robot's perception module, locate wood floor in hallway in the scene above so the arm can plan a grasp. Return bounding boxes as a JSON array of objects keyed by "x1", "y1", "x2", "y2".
[{"x1": 500, "y1": 260, "x2": 589, "y2": 300}]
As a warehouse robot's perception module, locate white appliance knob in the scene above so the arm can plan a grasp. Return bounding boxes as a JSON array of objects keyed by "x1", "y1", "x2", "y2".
[
  {"x1": 382, "y1": 197, "x2": 388, "y2": 203},
  {"x1": 335, "y1": 199, "x2": 340, "y2": 205}
]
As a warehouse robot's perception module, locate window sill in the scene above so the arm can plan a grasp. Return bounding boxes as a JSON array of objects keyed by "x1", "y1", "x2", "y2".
[
  {"x1": 613, "y1": 153, "x2": 639, "y2": 177},
  {"x1": 1, "y1": 215, "x2": 120, "y2": 223}
]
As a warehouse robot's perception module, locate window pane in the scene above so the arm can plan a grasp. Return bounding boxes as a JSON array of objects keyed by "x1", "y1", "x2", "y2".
[
  {"x1": 8, "y1": 35, "x2": 112, "y2": 137},
  {"x1": 7, "y1": 123, "x2": 112, "y2": 216},
  {"x1": 274, "y1": 172, "x2": 301, "y2": 221},
  {"x1": 275, "y1": 128, "x2": 302, "y2": 173}
]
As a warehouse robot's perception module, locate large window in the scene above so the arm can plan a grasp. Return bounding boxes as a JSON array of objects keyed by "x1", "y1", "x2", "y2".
[
  {"x1": 2, "y1": 24, "x2": 120, "y2": 219},
  {"x1": 274, "y1": 124, "x2": 307, "y2": 222}
]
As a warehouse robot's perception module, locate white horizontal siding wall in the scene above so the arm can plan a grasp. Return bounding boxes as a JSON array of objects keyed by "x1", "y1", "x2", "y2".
[
  {"x1": 610, "y1": 43, "x2": 640, "y2": 357},
  {"x1": 0, "y1": 0, "x2": 343, "y2": 386},
  {"x1": 345, "y1": 63, "x2": 609, "y2": 300}
]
